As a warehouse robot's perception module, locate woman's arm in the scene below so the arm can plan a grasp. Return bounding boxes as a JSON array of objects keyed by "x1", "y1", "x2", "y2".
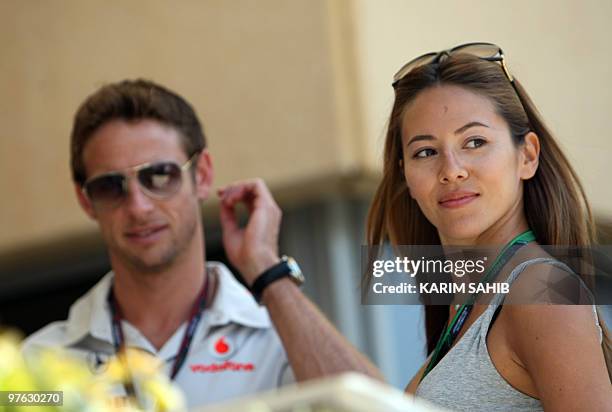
[
  {"x1": 404, "y1": 355, "x2": 432, "y2": 394},
  {"x1": 506, "y1": 304, "x2": 611, "y2": 411}
]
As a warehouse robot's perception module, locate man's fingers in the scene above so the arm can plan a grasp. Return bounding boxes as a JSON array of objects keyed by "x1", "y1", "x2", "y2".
[
  {"x1": 218, "y1": 179, "x2": 277, "y2": 211},
  {"x1": 218, "y1": 184, "x2": 253, "y2": 207},
  {"x1": 247, "y1": 178, "x2": 275, "y2": 207},
  {"x1": 218, "y1": 200, "x2": 239, "y2": 234}
]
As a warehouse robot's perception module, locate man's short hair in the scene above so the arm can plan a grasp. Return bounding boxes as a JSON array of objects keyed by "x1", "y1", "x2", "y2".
[{"x1": 70, "y1": 79, "x2": 206, "y2": 185}]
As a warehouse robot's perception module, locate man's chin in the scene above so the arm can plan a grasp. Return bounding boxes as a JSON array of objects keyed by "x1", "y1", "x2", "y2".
[
  {"x1": 114, "y1": 248, "x2": 178, "y2": 274},
  {"x1": 129, "y1": 258, "x2": 175, "y2": 273}
]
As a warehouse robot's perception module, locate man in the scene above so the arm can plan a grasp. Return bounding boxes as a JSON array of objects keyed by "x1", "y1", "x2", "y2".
[{"x1": 22, "y1": 79, "x2": 381, "y2": 408}]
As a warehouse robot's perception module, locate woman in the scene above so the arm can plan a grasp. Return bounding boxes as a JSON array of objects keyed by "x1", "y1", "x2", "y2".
[{"x1": 366, "y1": 43, "x2": 611, "y2": 411}]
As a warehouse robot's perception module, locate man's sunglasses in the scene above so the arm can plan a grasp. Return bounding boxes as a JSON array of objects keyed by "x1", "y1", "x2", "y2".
[
  {"x1": 82, "y1": 152, "x2": 199, "y2": 210},
  {"x1": 392, "y1": 42, "x2": 514, "y2": 88}
]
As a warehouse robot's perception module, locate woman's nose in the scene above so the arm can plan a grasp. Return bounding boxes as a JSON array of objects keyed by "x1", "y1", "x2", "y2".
[{"x1": 438, "y1": 151, "x2": 469, "y2": 184}]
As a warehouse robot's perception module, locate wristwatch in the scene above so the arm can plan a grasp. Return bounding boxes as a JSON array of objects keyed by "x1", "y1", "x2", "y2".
[{"x1": 251, "y1": 256, "x2": 305, "y2": 304}]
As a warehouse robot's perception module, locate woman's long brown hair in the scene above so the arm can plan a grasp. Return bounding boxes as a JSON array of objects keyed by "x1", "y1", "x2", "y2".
[{"x1": 365, "y1": 53, "x2": 611, "y2": 374}]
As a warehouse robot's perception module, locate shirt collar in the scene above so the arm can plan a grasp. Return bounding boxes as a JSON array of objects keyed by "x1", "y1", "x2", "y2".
[
  {"x1": 63, "y1": 261, "x2": 271, "y2": 346},
  {"x1": 64, "y1": 272, "x2": 114, "y2": 346},
  {"x1": 205, "y1": 261, "x2": 271, "y2": 329}
]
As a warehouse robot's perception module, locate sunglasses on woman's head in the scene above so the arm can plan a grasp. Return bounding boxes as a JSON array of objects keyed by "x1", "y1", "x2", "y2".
[
  {"x1": 82, "y1": 152, "x2": 199, "y2": 210},
  {"x1": 392, "y1": 42, "x2": 514, "y2": 88}
]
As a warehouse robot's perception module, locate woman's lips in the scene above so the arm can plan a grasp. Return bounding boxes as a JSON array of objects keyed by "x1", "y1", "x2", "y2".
[{"x1": 438, "y1": 193, "x2": 480, "y2": 209}]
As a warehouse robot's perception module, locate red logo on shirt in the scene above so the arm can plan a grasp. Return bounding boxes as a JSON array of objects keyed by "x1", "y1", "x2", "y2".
[
  {"x1": 208, "y1": 334, "x2": 235, "y2": 360},
  {"x1": 215, "y1": 336, "x2": 230, "y2": 355},
  {"x1": 189, "y1": 361, "x2": 255, "y2": 373}
]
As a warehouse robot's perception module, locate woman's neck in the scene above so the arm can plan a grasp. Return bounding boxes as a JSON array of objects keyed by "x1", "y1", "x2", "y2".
[{"x1": 440, "y1": 204, "x2": 531, "y2": 247}]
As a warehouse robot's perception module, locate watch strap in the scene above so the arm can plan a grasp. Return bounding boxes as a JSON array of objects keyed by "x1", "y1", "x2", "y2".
[{"x1": 251, "y1": 258, "x2": 291, "y2": 304}]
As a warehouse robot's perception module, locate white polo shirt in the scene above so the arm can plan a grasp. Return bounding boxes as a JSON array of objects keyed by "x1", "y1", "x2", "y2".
[{"x1": 22, "y1": 262, "x2": 294, "y2": 408}]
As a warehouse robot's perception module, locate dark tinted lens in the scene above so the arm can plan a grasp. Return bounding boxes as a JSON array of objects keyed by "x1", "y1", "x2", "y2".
[
  {"x1": 138, "y1": 162, "x2": 182, "y2": 197},
  {"x1": 85, "y1": 174, "x2": 126, "y2": 205},
  {"x1": 452, "y1": 43, "x2": 501, "y2": 60},
  {"x1": 393, "y1": 52, "x2": 437, "y2": 84}
]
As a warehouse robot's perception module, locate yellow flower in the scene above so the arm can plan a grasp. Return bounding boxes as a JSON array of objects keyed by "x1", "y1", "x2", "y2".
[{"x1": 0, "y1": 331, "x2": 185, "y2": 412}]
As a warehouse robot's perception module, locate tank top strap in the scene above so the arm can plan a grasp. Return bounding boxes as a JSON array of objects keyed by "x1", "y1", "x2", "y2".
[
  {"x1": 482, "y1": 257, "x2": 602, "y2": 343},
  {"x1": 489, "y1": 257, "x2": 574, "y2": 307}
]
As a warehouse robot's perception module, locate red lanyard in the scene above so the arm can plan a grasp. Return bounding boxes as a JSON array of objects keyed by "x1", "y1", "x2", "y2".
[{"x1": 107, "y1": 276, "x2": 208, "y2": 380}]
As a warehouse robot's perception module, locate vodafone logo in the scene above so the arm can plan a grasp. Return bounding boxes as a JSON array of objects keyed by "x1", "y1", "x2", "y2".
[
  {"x1": 189, "y1": 361, "x2": 255, "y2": 373},
  {"x1": 215, "y1": 337, "x2": 230, "y2": 355},
  {"x1": 209, "y1": 335, "x2": 234, "y2": 360},
  {"x1": 193, "y1": 334, "x2": 255, "y2": 373}
]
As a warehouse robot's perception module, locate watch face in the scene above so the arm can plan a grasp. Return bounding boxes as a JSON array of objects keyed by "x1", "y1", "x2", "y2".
[{"x1": 286, "y1": 257, "x2": 305, "y2": 285}]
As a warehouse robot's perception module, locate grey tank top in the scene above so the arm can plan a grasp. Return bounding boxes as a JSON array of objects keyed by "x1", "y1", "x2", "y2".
[{"x1": 416, "y1": 258, "x2": 603, "y2": 412}]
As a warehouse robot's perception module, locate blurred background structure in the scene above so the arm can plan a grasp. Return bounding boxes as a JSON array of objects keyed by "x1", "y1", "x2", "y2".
[{"x1": 1, "y1": 0, "x2": 611, "y2": 389}]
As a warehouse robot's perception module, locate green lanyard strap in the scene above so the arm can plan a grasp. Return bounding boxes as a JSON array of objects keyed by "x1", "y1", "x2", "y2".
[{"x1": 420, "y1": 230, "x2": 536, "y2": 382}]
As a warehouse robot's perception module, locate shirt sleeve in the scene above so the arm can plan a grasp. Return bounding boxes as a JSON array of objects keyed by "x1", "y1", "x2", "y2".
[{"x1": 277, "y1": 360, "x2": 295, "y2": 387}]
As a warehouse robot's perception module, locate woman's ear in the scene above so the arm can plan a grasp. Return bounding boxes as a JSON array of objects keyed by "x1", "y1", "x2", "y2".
[{"x1": 520, "y1": 132, "x2": 540, "y2": 180}]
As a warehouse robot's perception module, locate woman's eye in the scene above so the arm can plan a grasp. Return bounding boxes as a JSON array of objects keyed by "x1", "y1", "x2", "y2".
[
  {"x1": 413, "y1": 148, "x2": 437, "y2": 158},
  {"x1": 465, "y1": 138, "x2": 486, "y2": 149}
]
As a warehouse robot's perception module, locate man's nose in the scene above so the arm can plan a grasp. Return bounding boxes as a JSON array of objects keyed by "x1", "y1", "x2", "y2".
[
  {"x1": 438, "y1": 151, "x2": 469, "y2": 184},
  {"x1": 123, "y1": 178, "x2": 155, "y2": 215}
]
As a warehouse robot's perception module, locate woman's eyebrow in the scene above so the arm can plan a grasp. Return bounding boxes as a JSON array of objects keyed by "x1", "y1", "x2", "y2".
[
  {"x1": 406, "y1": 121, "x2": 490, "y2": 146},
  {"x1": 454, "y1": 121, "x2": 489, "y2": 135},
  {"x1": 406, "y1": 134, "x2": 434, "y2": 146}
]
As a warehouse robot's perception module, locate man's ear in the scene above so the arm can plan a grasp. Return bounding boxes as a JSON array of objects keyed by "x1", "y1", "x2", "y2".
[
  {"x1": 75, "y1": 184, "x2": 97, "y2": 220},
  {"x1": 194, "y1": 149, "x2": 214, "y2": 200},
  {"x1": 519, "y1": 132, "x2": 540, "y2": 180}
]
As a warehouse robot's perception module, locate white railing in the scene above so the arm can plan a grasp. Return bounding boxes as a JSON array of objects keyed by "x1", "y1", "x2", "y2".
[{"x1": 198, "y1": 373, "x2": 450, "y2": 412}]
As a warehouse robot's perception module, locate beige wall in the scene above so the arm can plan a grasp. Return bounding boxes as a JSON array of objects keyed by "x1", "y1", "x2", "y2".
[
  {"x1": 1, "y1": 0, "x2": 611, "y2": 253},
  {"x1": 0, "y1": 0, "x2": 364, "y2": 252}
]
